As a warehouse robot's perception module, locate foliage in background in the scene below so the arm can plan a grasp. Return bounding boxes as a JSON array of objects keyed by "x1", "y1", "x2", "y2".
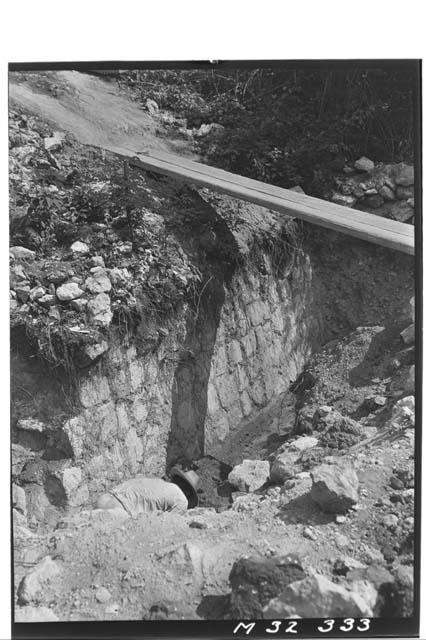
[{"x1": 120, "y1": 67, "x2": 415, "y2": 196}]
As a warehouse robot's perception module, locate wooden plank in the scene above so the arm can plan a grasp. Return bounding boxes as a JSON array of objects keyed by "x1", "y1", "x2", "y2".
[{"x1": 130, "y1": 151, "x2": 414, "y2": 255}]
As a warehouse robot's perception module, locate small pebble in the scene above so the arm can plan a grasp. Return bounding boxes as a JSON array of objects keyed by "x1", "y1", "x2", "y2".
[
  {"x1": 335, "y1": 534, "x2": 350, "y2": 548},
  {"x1": 382, "y1": 514, "x2": 398, "y2": 529},
  {"x1": 95, "y1": 587, "x2": 111, "y2": 603},
  {"x1": 303, "y1": 526, "x2": 316, "y2": 540}
]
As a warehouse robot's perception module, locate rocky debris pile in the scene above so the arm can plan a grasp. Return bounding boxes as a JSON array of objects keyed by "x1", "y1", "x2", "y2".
[
  {"x1": 330, "y1": 159, "x2": 415, "y2": 224},
  {"x1": 9, "y1": 106, "x2": 202, "y2": 369}
]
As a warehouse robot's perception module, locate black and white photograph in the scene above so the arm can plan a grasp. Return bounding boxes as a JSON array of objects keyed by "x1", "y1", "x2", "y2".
[{"x1": 8, "y1": 60, "x2": 421, "y2": 637}]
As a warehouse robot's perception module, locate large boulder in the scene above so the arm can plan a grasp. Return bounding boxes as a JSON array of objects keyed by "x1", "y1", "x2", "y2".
[
  {"x1": 310, "y1": 461, "x2": 359, "y2": 513},
  {"x1": 263, "y1": 573, "x2": 374, "y2": 618},
  {"x1": 228, "y1": 460, "x2": 269, "y2": 492},
  {"x1": 229, "y1": 554, "x2": 305, "y2": 619},
  {"x1": 17, "y1": 556, "x2": 62, "y2": 605}
]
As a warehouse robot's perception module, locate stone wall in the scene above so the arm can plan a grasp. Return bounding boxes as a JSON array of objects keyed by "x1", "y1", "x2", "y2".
[
  {"x1": 63, "y1": 315, "x2": 189, "y2": 495},
  {"x1": 204, "y1": 251, "x2": 316, "y2": 460}
]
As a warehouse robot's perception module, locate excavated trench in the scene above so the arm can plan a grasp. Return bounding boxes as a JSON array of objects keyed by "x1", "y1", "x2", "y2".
[{"x1": 11, "y1": 189, "x2": 415, "y2": 524}]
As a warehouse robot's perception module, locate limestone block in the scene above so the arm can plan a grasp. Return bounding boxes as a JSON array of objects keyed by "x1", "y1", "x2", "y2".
[
  {"x1": 247, "y1": 300, "x2": 269, "y2": 326},
  {"x1": 216, "y1": 374, "x2": 238, "y2": 411},
  {"x1": 79, "y1": 375, "x2": 111, "y2": 408},
  {"x1": 248, "y1": 377, "x2": 266, "y2": 407},
  {"x1": 236, "y1": 365, "x2": 249, "y2": 392},
  {"x1": 62, "y1": 416, "x2": 85, "y2": 458},
  {"x1": 129, "y1": 360, "x2": 144, "y2": 391},
  {"x1": 115, "y1": 401, "x2": 131, "y2": 434},
  {"x1": 271, "y1": 309, "x2": 285, "y2": 333},
  {"x1": 109, "y1": 368, "x2": 130, "y2": 399},
  {"x1": 124, "y1": 428, "x2": 144, "y2": 474},
  {"x1": 227, "y1": 340, "x2": 243, "y2": 365},
  {"x1": 132, "y1": 397, "x2": 148, "y2": 433},
  {"x1": 212, "y1": 344, "x2": 228, "y2": 377},
  {"x1": 240, "y1": 390, "x2": 252, "y2": 417},
  {"x1": 207, "y1": 383, "x2": 221, "y2": 414}
]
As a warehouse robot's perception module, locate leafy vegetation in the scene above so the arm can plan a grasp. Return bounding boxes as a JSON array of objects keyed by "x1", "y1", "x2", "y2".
[{"x1": 121, "y1": 66, "x2": 416, "y2": 196}]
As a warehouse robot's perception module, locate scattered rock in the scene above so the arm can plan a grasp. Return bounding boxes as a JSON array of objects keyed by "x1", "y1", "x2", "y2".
[
  {"x1": 83, "y1": 340, "x2": 109, "y2": 363},
  {"x1": 396, "y1": 186, "x2": 415, "y2": 200},
  {"x1": 12, "y1": 484, "x2": 27, "y2": 515},
  {"x1": 228, "y1": 459, "x2": 269, "y2": 492},
  {"x1": 17, "y1": 556, "x2": 62, "y2": 605},
  {"x1": 269, "y1": 451, "x2": 299, "y2": 483},
  {"x1": 333, "y1": 557, "x2": 367, "y2": 576},
  {"x1": 354, "y1": 157, "x2": 375, "y2": 172},
  {"x1": 15, "y1": 285, "x2": 31, "y2": 303},
  {"x1": 389, "y1": 396, "x2": 415, "y2": 428},
  {"x1": 331, "y1": 193, "x2": 356, "y2": 207},
  {"x1": 189, "y1": 519, "x2": 208, "y2": 530},
  {"x1": 95, "y1": 587, "x2": 111, "y2": 603},
  {"x1": 382, "y1": 514, "x2": 398, "y2": 530},
  {"x1": 400, "y1": 324, "x2": 414, "y2": 345},
  {"x1": 290, "y1": 185, "x2": 305, "y2": 194},
  {"x1": 289, "y1": 436, "x2": 319, "y2": 452},
  {"x1": 17, "y1": 418, "x2": 45, "y2": 433},
  {"x1": 146, "y1": 99, "x2": 159, "y2": 115},
  {"x1": 378, "y1": 185, "x2": 395, "y2": 201},
  {"x1": 389, "y1": 202, "x2": 414, "y2": 222},
  {"x1": 46, "y1": 266, "x2": 68, "y2": 284},
  {"x1": 314, "y1": 409, "x2": 363, "y2": 449},
  {"x1": 335, "y1": 515, "x2": 347, "y2": 524},
  {"x1": 29, "y1": 286, "x2": 46, "y2": 301},
  {"x1": 108, "y1": 267, "x2": 131, "y2": 286},
  {"x1": 10, "y1": 246, "x2": 36, "y2": 262},
  {"x1": 364, "y1": 195, "x2": 384, "y2": 209},
  {"x1": 15, "y1": 606, "x2": 59, "y2": 622},
  {"x1": 86, "y1": 292, "x2": 113, "y2": 327},
  {"x1": 229, "y1": 554, "x2": 305, "y2": 618},
  {"x1": 303, "y1": 526, "x2": 317, "y2": 540},
  {"x1": 44, "y1": 131, "x2": 65, "y2": 152},
  {"x1": 335, "y1": 534, "x2": 350, "y2": 548},
  {"x1": 56, "y1": 282, "x2": 84, "y2": 302},
  {"x1": 38, "y1": 294, "x2": 56, "y2": 307},
  {"x1": 263, "y1": 573, "x2": 373, "y2": 618},
  {"x1": 90, "y1": 255, "x2": 105, "y2": 267},
  {"x1": 393, "y1": 163, "x2": 414, "y2": 187},
  {"x1": 70, "y1": 298, "x2": 87, "y2": 312},
  {"x1": 194, "y1": 123, "x2": 225, "y2": 137},
  {"x1": 310, "y1": 462, "x2": 359, "y2": 513},
  {"x1": 70, "y1": 240, "x2": 90, "y2": 256},
  {"x1": 85, "y1": 268, "x2": 112, "y2": 294}
]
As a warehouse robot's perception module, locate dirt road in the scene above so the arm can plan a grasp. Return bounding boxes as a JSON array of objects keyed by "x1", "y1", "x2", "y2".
[{"x1": 9, "y1": 70, "x2": 193, "y2": 158}]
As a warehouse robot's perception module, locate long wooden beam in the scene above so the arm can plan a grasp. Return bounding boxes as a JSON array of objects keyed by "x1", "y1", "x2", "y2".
[{"x1": 130, "y1": 150, "x2": 414, "y2": 255}]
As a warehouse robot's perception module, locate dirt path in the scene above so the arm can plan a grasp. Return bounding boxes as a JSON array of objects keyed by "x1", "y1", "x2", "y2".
[{"x1": 9, "y1": 70, "x2": 194, "y2": 158}]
